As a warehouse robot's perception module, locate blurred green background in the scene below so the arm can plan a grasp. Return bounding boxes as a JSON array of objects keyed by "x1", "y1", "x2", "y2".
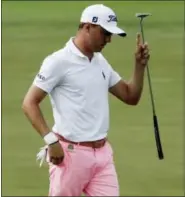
[{"x1": 2, "y1": 1, "x2": 184, "y2": 196}]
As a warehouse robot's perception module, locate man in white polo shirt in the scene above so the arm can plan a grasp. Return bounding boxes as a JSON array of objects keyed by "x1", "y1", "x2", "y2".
[{"x1": 22, "y1": 4, "x2": 150, "y2": 196}]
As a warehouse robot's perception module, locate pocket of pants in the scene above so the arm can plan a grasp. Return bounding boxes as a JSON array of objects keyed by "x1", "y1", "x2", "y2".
[
  {"x1": 47, "y1": 142, "x2": 68, "y2": 167},
  {"x1": 56, "y1": 144, "x2": 71, "y2": 167},
  {"x1": 106, "y1": 141, "x2": 113, "y2": 156}
]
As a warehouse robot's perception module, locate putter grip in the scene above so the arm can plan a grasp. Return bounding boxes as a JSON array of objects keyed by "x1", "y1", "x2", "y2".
[{"x1": 153, "y1": 115, "x2": 164, "y2": 159}]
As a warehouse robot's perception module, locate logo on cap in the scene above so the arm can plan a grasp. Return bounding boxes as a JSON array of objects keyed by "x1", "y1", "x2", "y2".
[
  {"x1": 92, "y1": 16, "x2": 98, "y2": 23},
  {"x1": 107, "y1": 15, "x2": 117, "y2": 22}
]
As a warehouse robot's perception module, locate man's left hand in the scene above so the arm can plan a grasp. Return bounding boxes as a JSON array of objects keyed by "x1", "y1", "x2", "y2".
[{"x1": 135, "y1": 33, "x2": 150, "y2": 67}]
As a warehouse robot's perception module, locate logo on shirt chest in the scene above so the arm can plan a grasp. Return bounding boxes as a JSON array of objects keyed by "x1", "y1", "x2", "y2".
[
  {"x1": 102, "y1": 71, "x2": 106, "y2": 80},
  {"x1": 64, "y1": 67, "x2": 108, "y2": 93}
]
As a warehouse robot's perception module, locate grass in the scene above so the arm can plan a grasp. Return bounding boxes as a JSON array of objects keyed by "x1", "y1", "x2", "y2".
[{"x1": 2, "y1": 1, "x2": 184, "y2": 196}]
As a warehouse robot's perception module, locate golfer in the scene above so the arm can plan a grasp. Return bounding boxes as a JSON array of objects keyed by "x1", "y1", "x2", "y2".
[{"x1": 22, "y1": 4, "x2": 150, "y2": 196}]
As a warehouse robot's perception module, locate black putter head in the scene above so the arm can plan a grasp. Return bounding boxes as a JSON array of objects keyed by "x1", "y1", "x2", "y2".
[{"x1": 135, "y1": 13, "x2": 152, "y2": 18}]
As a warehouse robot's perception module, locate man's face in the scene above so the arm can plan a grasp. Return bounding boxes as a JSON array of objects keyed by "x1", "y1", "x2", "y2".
[{"x1": 85, "y1": 24, "x2": 112, "y2": 52}]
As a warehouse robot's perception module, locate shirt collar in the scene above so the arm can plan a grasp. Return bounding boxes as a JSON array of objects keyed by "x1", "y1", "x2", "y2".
[{"x1": 66, "y1": 37, "x2": 87, "y2": 58}]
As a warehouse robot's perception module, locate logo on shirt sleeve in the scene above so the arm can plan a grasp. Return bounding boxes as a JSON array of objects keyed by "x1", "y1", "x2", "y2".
[{"x1": 37, "y1": 73, "x2": 46, "y2": 81}]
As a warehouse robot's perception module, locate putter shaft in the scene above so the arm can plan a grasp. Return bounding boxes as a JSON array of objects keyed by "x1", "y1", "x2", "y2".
[
  {"x1": 136, "y1": 14, "x2": 164, "y2": 160},
  {"x1": 139, "y1": 19, "x2": 156, "y2": 115}
]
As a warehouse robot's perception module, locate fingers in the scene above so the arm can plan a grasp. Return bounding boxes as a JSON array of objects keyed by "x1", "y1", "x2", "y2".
[
  {"x1": 136, "y1": 33, "x2": 147, "y2": 56},
  {"x1": 136, "y1": 43, "x2": 149, "y2": 56},
  {"x1": 142, "y1": 46, "x2": 149, "y2": 58},
  {"x1": 143, "y1": 43, "x2": 150, "y2": 57},
  {"x1": 136, "y1": 32, "x2": 141, "y2": 47},
  {"x1": 135, "y1": 38, "x2": 150, "y2": 66},
  {"x1": 136, "y1": 32, "x2": 148, "y2": 49},
  {"x1": 50, "y1": 156, "x2": 64, "y2": 165},
  {"x1": 48, "y1": 142, "x2": 65, "y2": 165}
]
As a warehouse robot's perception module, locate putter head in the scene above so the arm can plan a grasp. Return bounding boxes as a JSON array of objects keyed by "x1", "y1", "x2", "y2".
[{"x1": 135, "y1": 13, "x2": 152, "y2": 18}]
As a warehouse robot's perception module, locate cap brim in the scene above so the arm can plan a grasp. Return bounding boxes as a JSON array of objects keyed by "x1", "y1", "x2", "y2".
[{"x1": 101, "y1": 24, "x2": 127, "y2": 37}]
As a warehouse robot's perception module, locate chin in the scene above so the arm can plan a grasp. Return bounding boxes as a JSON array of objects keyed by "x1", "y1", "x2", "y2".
[{"x1": 94, "y1": 48, "x2": 103, "y2": 53}]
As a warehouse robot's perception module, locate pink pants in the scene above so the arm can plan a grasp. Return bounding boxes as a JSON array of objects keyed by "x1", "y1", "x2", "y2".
[{"x1": 48, "y1": 140, "x2": 119, "y2": 196}]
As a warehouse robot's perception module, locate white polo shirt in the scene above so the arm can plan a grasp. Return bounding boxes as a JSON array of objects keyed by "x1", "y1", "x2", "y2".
[{"x1": 33, "y1": 38, "x2": 122, "y2": 142}]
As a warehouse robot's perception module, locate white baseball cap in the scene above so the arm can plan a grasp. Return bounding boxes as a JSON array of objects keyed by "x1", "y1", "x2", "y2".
[{"x1": 80, "y1": 4, "x2": 126, "y2": 37}]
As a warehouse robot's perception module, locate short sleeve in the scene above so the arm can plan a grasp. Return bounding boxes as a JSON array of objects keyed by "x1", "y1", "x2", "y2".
[
  {"x1": 98, "y1": 53, "x2": 122, "y2": 88},
  {"x1": 33, "y1": 54, "x2": 64, "y2": 93},
  {"x1": 108, "y1": 66, "x2": 122, "y2": 88}
]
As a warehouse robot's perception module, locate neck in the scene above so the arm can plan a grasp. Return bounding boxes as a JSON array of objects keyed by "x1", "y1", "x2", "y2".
[{"x1": 73, "y1": 32, "x2": 94, "y2": 61}]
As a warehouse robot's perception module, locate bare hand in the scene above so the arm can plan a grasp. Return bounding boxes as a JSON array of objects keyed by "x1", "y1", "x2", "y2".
[
  {"x1": 48, "y1": 141, "x2": 64, "y2": 165},
  {"x1": 135, "y1": 33, "x2": 150, "y2": 67}
]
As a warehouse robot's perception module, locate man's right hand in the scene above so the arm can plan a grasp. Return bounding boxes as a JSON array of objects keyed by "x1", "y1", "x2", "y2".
[{"x1": 48, "y1": 141, "x2": 65, "y2": 165}]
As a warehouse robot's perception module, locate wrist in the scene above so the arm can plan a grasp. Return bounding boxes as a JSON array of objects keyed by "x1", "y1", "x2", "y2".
[
  {"x1": 43, "y1": 132, "x2": 59, "y2": 145},
  {"x1": 135, "y1": 58, "x2": 148, "y2": 68},
  {"x1": 135, "y1": 62, "x2": 145, "y2": 71}
]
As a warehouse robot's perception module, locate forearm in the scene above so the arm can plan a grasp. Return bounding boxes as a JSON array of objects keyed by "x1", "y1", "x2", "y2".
[
  {"x1": 22, "y1": 102, "x2": 50, "y2": 137},
  {"x1": 109, "y1": 33, "x2": 149, "y2": 105},
  {"x1": 127, "y1": 64, "x2": 145, "y2": 104}
]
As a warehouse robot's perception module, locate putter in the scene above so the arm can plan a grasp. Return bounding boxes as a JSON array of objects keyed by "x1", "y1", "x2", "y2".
[{"x1": 135, "y1": 13, "x2": 164, "y2": 160}]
